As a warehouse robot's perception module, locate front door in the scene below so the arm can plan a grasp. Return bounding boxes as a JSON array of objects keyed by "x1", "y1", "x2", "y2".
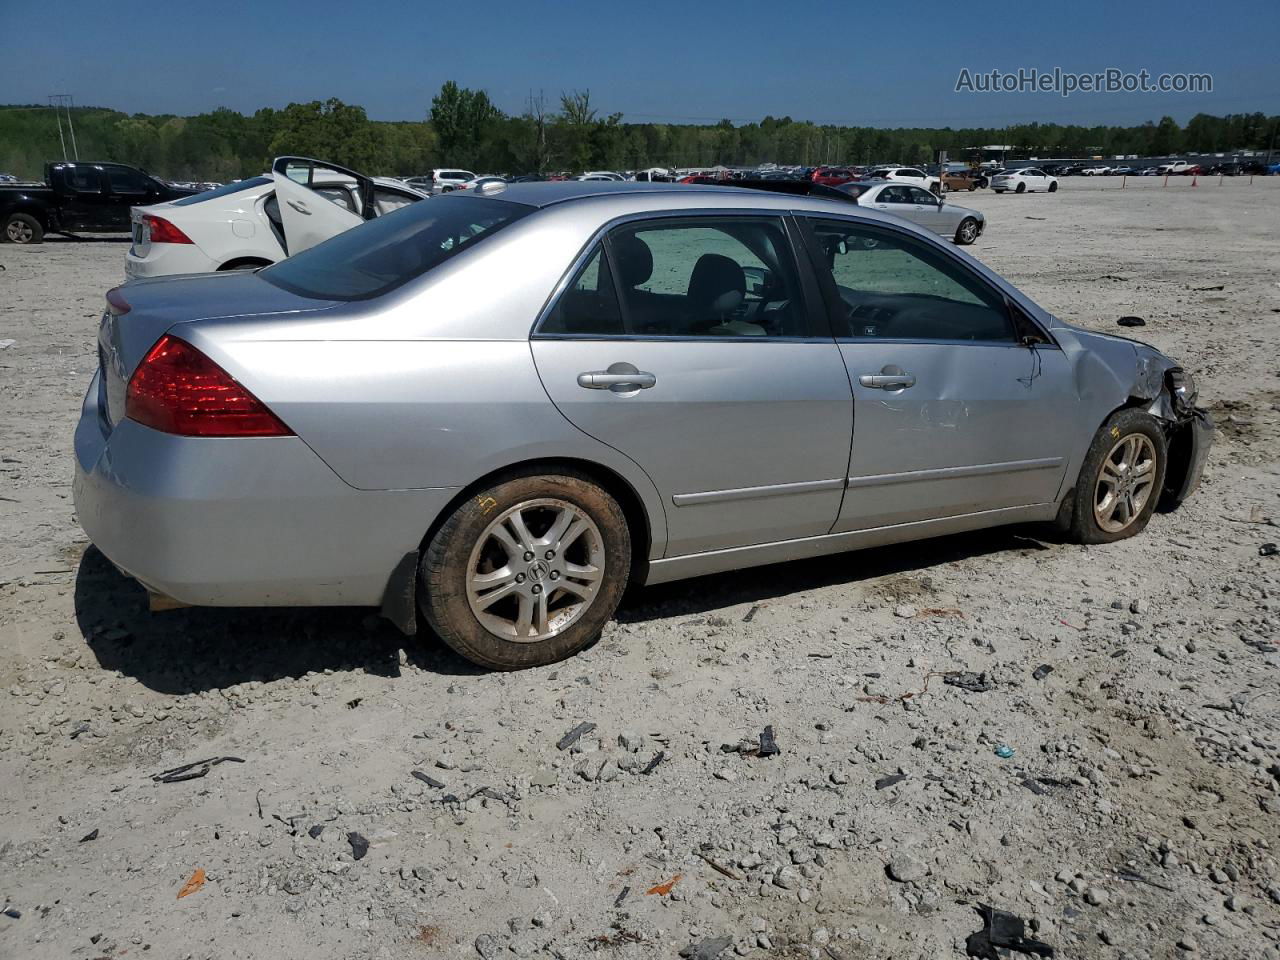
[
  {"x1": 531, "y1": 215, "x2": 854, "y2": 557},
  {"x1": 800, "y1": 216, "x2": 1075, "y2": 532}
]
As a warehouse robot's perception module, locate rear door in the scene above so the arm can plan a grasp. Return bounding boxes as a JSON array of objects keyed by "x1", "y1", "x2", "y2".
[
  {"x1": 531, "y1": 214, "x2": 855, "y2": 557},
  {"x1": 52, "y1": 163, "x2": 112, "y2": 230},
  {"x1": 271, "y1": 157, "x2": 367, "y2": 254}
]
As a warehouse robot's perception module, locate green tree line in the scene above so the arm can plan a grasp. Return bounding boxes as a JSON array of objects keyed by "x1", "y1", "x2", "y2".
[{"x1": 2, "y1": 87, "x2": 1276, "y2": 182}]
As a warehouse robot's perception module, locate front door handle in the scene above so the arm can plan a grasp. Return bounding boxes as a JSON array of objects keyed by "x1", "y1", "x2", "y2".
[
  {"x1": 577, "y1": 362, "x2": 656, "y2": 392},
  {"x1": 859, "y1": 365, "x2": 916, "y2": 390}
]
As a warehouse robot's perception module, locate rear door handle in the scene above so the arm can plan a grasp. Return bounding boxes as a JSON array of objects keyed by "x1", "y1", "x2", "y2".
[
  {"x1": 855, "y1": 373, "x2": 916, "y2": 391},
  {"x1": 577, "y1": 362, "x2": 656, "y2": 391}
]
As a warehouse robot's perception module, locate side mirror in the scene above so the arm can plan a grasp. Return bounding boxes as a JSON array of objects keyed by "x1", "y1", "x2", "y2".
[{"x1": 1117, "y1": 316, "x2": 1146, "y2": 327}]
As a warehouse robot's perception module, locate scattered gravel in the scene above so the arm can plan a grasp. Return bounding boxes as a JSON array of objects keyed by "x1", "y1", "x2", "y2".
[{"x1": 2, "y1": 180, "x2": 1279, "y2": 959}]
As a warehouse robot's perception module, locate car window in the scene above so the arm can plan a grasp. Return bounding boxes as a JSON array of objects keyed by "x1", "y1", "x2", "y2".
[
  {"x1": 539, "y1": 245, "x2": 625, "y2": 336},
  {"x1": 541, "y1": 217, "x2": 811, "y2": 339},
  {"x1": 880, "y1": 186, "x2": 910, "y2": 203},
  {"x1": 261, "y1": 195, "x2": 531, "y2": 301},
  {"x1": 373, "y1": 187, "x2": 419, "y2": 216},
  {"x1": 105, "y1": 166, "x2": 152, "y2": 195},
  {"x1": 312, "y1": 185, "x2": 359, "y2": 214},
  {"x1": 804, "y1": 218, "x2": 1014, "y2": 343},
  {"x1": 908, "y1": 187, "x2": 936, "y2": 205},
  {"x1": 62, "y1": 165, "x2": 101, "y2": 193},
  {"x1": 901, "y1": 169, "x2": 922, "y2": 178},
  {"x1": 171, "y1": 176, "x2": 271, "y2": 206}
]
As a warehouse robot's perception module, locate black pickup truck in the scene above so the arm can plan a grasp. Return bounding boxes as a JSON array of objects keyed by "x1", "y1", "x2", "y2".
[{"x1": 0, "y1": 161, "x2": 196, "y2": 244}]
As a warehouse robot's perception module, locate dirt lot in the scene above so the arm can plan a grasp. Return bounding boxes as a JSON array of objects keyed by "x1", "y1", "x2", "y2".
[{"x1": 1, "y1": 177, "x2": 1279, "y2": 960}]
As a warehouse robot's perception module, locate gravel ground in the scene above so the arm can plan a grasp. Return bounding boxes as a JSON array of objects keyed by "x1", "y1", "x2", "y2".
[{"x1": 1, "y1": 177, "x2": 1278, "y2": 960}]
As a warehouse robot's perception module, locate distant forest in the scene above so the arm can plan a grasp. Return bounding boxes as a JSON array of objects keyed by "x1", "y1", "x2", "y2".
[{"x1": 2, "y1": 83, "x2": 1276, "y2": 181}]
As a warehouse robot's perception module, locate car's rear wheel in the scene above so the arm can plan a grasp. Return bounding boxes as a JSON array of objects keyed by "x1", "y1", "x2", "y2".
[
  {"x1": 419, "y1": 470, "x2": 631, "y2": 670},
  {"x1": 1067, "y1": 409, "x2": 1167, "y2": 544},
  {"x1": 968, "y1": 183, "x2": 977, "y2": 191},
  {"x1": 3, "y1": 213, "x2": 43, "y2": 244},
  {"x1": 1015, "y1": 182, "x2": 1027, "y2": 193},
  {"x1": 954, "y1": 217, "x2": 980, "y2": 245}
]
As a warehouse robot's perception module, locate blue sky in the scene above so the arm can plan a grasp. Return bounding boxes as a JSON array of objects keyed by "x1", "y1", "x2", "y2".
[{"x1": 2, "y1": 0, "x2": 1275, "y2": 126}]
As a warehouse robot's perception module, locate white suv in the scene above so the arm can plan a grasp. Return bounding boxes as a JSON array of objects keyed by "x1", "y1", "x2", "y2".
[
  {"x1": 867, "y1": 166, "x2": 941, "y2": 194},
  {"x1": 430, "y1": 169, "x2": 477, "y2": 194}
]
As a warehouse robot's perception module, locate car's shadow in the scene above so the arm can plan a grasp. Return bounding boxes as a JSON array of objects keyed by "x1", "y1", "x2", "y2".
[
  {"x1": 74, "y1": 547, "x2": 484, "y2": 695},
  {"x1": 75, "y1": 527, "x2": 1054, "y2": 694},
  {"x1": 618, "y1": 526, "x2": 1051, "y2": 622},
  {"x1": 45, "y1": 234, "x2": 131, "y2": 244}
]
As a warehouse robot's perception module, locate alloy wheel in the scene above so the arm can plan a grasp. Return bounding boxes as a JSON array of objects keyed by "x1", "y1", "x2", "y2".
[
  {"x1": 1093, "y1": 433, "x2": 1157, "y2": 533},
  {"x1": 6, "y1": 220, "x2": 33, "y2": 243},
  {"x1": 465, "y1": 498, "x2": 605, "y2": 642}
]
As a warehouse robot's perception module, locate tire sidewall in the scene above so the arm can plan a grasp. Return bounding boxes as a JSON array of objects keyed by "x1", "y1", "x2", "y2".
[
  {"x1": 5, "y1": 213, "x2": 43, "y2": 244},
  {"x1": 955, "y1": 218, "x2": 978, "y2": 245},
  {"x1": 1070, "y1": 409, "x2": 1168, "y2": 544},
  {"x1": 419, "y1": 471, "x2": 631, "y2": 670}
]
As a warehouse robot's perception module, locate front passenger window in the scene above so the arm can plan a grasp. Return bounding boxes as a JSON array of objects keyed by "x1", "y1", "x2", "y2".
[{"x1": 805, "y1": 219, "x2": 1014, "y2": 342}]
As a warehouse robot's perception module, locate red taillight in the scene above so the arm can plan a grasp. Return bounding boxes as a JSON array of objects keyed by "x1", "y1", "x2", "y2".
[
  {"x1": 143, "y1": 214, "x2": 193, "y2": 244},
  {"x1": 125, "y1": 335, "x2": 293, "y2": 437}
]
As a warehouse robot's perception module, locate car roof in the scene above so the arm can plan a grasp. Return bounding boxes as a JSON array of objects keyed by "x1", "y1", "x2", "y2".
[
  {"x1": 482, "y1": 179, "x2": 822, "y2": 208},
  {"x1": 444, "y1": 180, "x2": 930, "y2": 227}
]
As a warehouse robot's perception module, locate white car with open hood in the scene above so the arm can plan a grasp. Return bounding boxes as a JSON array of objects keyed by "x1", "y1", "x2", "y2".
[{"x1": 124, "y1": 157, "x2": 427, "y2": 279}]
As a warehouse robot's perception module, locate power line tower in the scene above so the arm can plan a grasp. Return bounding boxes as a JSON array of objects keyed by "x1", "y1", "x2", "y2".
[{"x1": 49, "y1": 94, "x2": 79, "y2": 160}]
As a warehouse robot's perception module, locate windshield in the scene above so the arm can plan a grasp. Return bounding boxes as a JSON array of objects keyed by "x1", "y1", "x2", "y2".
[
  {"x1": 170, "y1": 176, "x2": 270, "y2": 206},
  {"x1": 260, "y1": 195, "x2": 532, "y2": 301}
]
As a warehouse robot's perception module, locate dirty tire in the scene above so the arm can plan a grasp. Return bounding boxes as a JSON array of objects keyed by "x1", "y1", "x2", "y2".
[
  {"x1": 954, "y1": 217, "x2": 979, "y2": 245},
  {"x1": 1015, "y1": 182, "x2": 1027, "y2": 194},
  {"x1": 1048, "y1": 181, "x2": 1058, "y2": 193},
  {"x1": 1067, "y1": 408, "x2": 1167, "y2": 545},
  {"x1": 4, "y1": 213, "x2": 43, "y2": 244},
  {"x1": 419, "y1": 469, "x2": 631, "y2": 670}
]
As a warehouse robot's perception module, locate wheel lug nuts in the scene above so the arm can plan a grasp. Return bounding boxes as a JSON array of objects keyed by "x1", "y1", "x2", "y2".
[
  {"x1": 531, "y1": 584, "x2": 543, "y2": 595},
  {"x1": 523, "y1": 551, "x2": 534, "y2": 562},
  {"x1": 550, "y1": 571, "x2": 560, "y2": 581},
  {"x1": 515, "y1": 574, "x2": 526, "y2": 584},
  {"x1": 544, "y1": 550, "x2": 555, "y2": 560}
]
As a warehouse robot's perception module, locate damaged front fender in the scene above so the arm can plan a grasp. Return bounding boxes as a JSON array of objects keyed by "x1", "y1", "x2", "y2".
[{"x1": 1057, "y1": 324, "x2": 1214, "y2": 509}]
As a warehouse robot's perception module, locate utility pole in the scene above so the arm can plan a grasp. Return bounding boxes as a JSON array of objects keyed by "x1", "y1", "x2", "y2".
[{"x1": 49, "y1": 94, "x2": 78, "y2": 160}]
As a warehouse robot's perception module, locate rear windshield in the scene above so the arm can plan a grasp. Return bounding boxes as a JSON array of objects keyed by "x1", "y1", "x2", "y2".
[
  {"x1": 260, "y1": 195, "x2": 532, "y2": 301},
  {"x1": 170, "y1": 176, "x2": 270, "y2": 206}
]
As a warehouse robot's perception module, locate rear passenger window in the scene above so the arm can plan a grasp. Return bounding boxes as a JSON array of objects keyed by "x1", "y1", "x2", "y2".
[
  {"x1": 805, "y1": 219, "x2": 1014, "y2": 342},
  {"x1": 539, "y1": 245, "x2": 624, "y2": 336},
  {"x1": 63, "y1": 166, "x2": 100, "y2": 193}
]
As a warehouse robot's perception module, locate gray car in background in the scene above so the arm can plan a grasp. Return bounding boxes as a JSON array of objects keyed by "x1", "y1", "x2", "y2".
[
  {"x1": 74, "y1": 181, "x2": 1212, "y2": 670},
  {"x1": 837, "y1": 180, "x2": 985, "y2": 244}
]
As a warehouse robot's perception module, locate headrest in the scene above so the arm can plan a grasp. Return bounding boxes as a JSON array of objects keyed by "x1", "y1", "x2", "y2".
[{"x1": 612, "y1": 234, "x2": 653, "y2": 288}]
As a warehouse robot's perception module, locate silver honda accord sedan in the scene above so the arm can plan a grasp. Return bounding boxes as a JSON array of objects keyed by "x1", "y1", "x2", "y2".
[{"x1": 74, "y1": 179, "x2": 1212, "y2": 670}]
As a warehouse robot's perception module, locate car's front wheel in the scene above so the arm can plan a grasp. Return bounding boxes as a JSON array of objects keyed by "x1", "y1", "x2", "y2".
[
  {"x1": 1066, "y1": 409, "x2": 1167, "y2": 544},
  {"x1": 1048, "y1": 181, "x2": 1058, "y2": 193},
  {"x1": 954, "y1": 217, "x2": 980, "y2": 245},
  {"x1": 419, "y1": 469, "x2": 631, "y2": 670}
]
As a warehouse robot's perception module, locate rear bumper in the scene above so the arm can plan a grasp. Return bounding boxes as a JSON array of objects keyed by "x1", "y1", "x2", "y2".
[
  {"x1": 125, "y1": 243, "x2": 219, "y2": 280},
  {"x1": 73, "y1": 373, "x2": 457, "y2": 607}
]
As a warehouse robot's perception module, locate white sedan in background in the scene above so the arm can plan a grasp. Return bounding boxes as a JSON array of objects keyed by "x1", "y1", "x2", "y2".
[
  {"x1": 990, "y1": 167, "x2": 1059, "y2": 194},
  {"x1": 124, "y1": 157, "x2": 426, "y2": 279}
]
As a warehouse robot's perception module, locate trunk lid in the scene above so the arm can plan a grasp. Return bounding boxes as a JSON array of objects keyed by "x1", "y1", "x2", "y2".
[{"x1": 98, "y1": 271, "x2": 339, "y2": 428}]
